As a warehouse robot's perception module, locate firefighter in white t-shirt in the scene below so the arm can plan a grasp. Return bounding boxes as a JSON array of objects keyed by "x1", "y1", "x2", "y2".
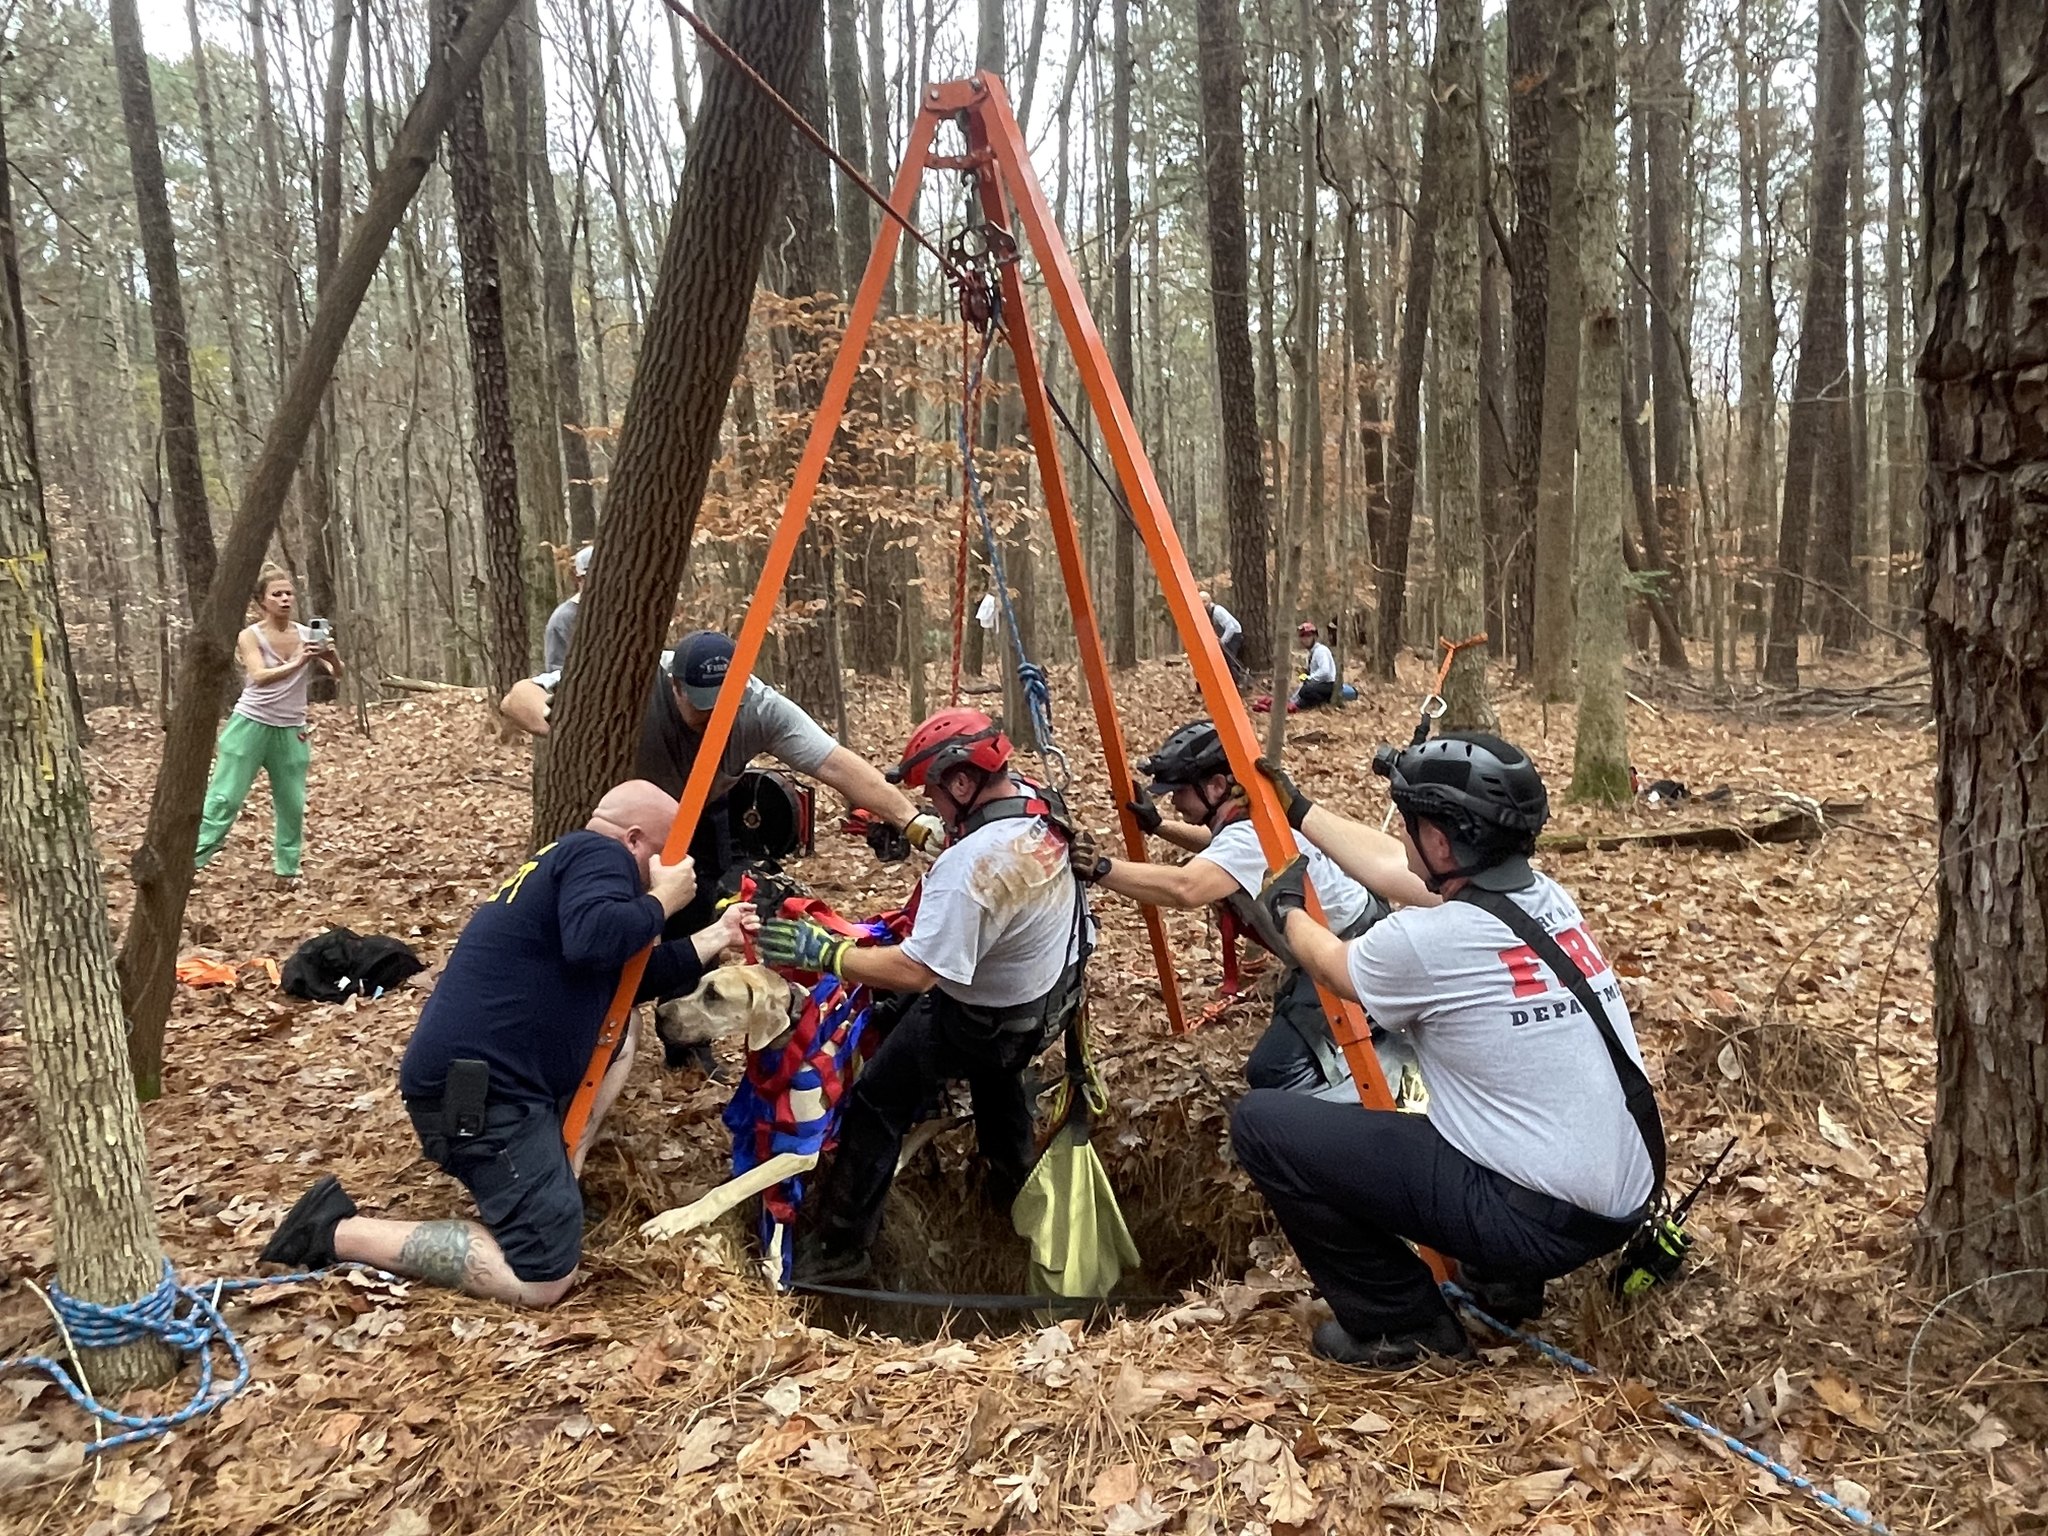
[
  {"x1": 1073, "y1": 720, "x2": 1431, "y2": 1097},
  {"x1": 1236, "y1": 733, "x2": 1661, "y2": 1369},
  {"x1": 757, "y1": 709, "x2": 1090, "y2": 1285}
]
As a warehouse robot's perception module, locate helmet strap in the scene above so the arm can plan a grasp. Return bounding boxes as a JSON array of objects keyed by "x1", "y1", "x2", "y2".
[{"x1": 1401, "y1": 809, "x2": 1492, "y2": 895}]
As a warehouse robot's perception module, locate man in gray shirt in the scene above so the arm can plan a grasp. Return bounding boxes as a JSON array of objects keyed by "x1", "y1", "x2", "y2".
[
  {"x1": 542, "y1": 546, "x2": 593, "y2": 672},
  {"x1": 1236, "y1": 734, "x2": 1661, "y2": 1369},
  {"x1": 502, "y1": 632, "x2": 942, "y2": 1062}
]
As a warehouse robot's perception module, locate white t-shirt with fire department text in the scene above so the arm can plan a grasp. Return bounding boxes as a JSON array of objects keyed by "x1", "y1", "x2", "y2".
[
  {"x1": 1344, "y1": 873, "x2": 1656, "y2": 1219},
  {"x1": 902, "y1": 815, "x2": 1088, "y2": 1009}
]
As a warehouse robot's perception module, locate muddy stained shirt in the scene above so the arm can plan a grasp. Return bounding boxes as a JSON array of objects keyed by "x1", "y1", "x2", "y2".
[
  {"x1": 902, "y1": 815, "x2": 1087, "y2": 1009},
  {"x1": 1343, "y1": 872, "x2": 1655, "y2": 1219},
  {"x1": 1197, "y1": 817, "x2": 1381, "y2": 936}
]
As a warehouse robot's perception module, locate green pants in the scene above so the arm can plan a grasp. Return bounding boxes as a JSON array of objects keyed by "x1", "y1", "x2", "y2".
[{"x1": 195, "y1": 714, "x2": 311, "y2": 876}]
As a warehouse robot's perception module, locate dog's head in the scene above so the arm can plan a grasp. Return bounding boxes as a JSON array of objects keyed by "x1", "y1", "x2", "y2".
[{"x1": 654, "y1": 963, "x2": 805, "y2": 1066}]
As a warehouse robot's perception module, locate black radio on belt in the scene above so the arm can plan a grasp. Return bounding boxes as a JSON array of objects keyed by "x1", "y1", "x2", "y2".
[{"x1": 444, "y1": 1058, "x2": 491, "y2": 1139}]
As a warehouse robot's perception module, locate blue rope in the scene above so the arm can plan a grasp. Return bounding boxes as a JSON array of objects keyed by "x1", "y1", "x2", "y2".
[
  {"x1": 958, "y1": 324, "x2": 1060, "y2": 774},
  {"x1": 1443, "y1": 1284, "x2": 1891, "y2": 1534},
  {"x1": 2, "y1": 1261, "x2": 397, "y2": 1454}
]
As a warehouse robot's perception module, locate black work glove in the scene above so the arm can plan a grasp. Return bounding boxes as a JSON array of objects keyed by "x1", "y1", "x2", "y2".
[
  {"x1": 865, "y1": 818, "x2": 911, "y2": 864},
  {"x1": 1125, "y1": 777, "x2": 1163, "y2": 836},
  {"x1": 1068, "y1": 828, "x2": 1112, "y2": 884},
  {"x1": 1256, "y1": 756, "x2": 1313, "y2": 831},
  {"x1": 1257, "y1": 854, "x2": 1311, "y2": 932}
]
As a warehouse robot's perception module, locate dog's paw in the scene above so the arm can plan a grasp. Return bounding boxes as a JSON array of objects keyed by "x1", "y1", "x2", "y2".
[{"x1": 640, "y1": 1207, "x2": 692, "y2": 1244}]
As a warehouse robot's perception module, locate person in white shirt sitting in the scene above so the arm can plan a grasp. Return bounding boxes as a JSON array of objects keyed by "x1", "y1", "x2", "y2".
[
  {"x1": 1292, "y1": 621, "x2": 1337, "y2": 709},
  {"x1": 1237, "y1": 733, "x2": 1663, "y2": 1368}
]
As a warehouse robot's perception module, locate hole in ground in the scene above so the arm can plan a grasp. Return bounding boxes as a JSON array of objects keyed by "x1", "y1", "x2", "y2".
[{"x1": 804, "y1": 1091, "x2": 1265, "y2": 1340}]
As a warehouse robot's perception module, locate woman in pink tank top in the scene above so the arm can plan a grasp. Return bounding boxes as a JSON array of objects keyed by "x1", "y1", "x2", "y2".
[{"x1": 194, "y1": 565, "x2": 344, "y2": 882}]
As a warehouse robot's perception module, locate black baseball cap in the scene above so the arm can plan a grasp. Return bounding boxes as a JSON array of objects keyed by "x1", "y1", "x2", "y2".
[{"x1": 669, "y1": 630, "x2": 736, "y2": 709}]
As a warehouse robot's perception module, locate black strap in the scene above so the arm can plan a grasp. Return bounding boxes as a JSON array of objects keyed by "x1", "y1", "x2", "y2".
[{"x1": 1450, "y1": 889, "x2": 1666, "y2": 1202}]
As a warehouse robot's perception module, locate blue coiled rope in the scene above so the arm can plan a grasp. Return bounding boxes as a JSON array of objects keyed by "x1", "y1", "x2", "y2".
[
  {"x1": 958, "y1": 317, "x2": 1062, "y2": 781},
  {"x1": 2, "y1": 1261, "x2": 394, "y2": 1454},
  {"x1": 1443, "y1": 1284, "x2": 1891, "y2": 1534}
]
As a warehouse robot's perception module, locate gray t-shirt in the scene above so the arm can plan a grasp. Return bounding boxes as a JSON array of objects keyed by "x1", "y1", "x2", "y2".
[
  {"x1": 542, "y1": 595, "x2": 580, "y2": 671},
  {"x1": 1197, "y1": 818, "x2": 1379, "y2": 934},
  {"x1": 530, "y1": 656, "x2": 837, "y2": 801},
  {"x1": 1344, "y1": 873, "x2": 1655, "y2": 1218},
  {"x1": 902, "y1": 815, "x2": 1086, "y2": 1008},
  {"x1": 1208, "y1": 604, "x2": 1242, "y2": 646},
  {"x1": 1304, "y1": 642, "x2": 1336, "y2": 683}
]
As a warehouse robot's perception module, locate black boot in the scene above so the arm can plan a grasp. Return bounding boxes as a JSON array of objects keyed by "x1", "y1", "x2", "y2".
[
  {"x1": 260, "y1": 1175, "x2": 358, "y2": 1268},
  {"x1": 793, "y1": 1240, "x2": 873, "y2": 1287},
  {"x1": 1310, "y1": 1313, "x2": 1473, "y2": 1370}
]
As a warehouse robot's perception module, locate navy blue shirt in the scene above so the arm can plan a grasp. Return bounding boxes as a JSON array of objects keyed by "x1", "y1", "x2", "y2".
[{"x1": 400, "y1": 831, "x2": 707, "y2": 1113}]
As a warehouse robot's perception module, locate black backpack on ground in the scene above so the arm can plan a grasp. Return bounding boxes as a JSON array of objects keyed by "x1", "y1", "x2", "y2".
[{"x1": 280, "y1": 927, "x2": 426, "y2": 1004}]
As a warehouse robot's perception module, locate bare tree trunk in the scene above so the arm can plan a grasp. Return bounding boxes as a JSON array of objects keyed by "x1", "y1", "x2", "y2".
[
  {"x1": 487, "y1": 11, "x2": 567, "y2": 619},
  {"x1": 1109, "y1": 0, "x2": 1137, "y2": 668},
  {"x1": 827, "y1": 0, "x2": 873, "y2": 299},
  {"x1": 115, "y1": 0, "x2": 524, "y2": 1092},
  {"x1": 1505, "y1": 0, "x2": 1555, "y2": 670},
  {"x1": 1376, "y1": 95, "x2": 1443, "y2": 680},
  {"x1": 1811, "y1": 0, "x2": 1867, "y2": 654},
  {"x1": 523, "y1": 0, "x2": 597, "y2": 544},
  {"x1": 1762, "y1": 0, "x2": 1857, "y2": 685},
  {"x1": 1, "y1": 256, "x2": 175, "y2": 1392},
  {"x1": 109, "y1": 0, "x2": 216, "y2": 617},
  {"x1": 1530, "y1": 24, "x2": 1583, "y2": 702},
  {"x1": 1915, "y1": 0, "x2": 2048, "y2": 1328},
  {"x1": 536, "y1": 0, "x2": 820, "y2": 840},
  {"x1": 1879, "y1": 0, "x2": 1910, "y2": 639},
  {"x1": 1194, "y1": 0, "x2": 1271, "y2": 671},
  {"x1": 185, "y1": 0, "x2": 256, "y2": 468},
  {"x1": 1644, "y1": 0, "x2": 1691, "y2": 622},
  {"x1": 1567, "y1": 0, "x2": 1629, "y2": 802},
  {"x1": 1430, "y1": 0, "x2": 1494, "y2": 729},
  {"x1": 443, "y1": 0, "x2": 531, "y2": 697}
]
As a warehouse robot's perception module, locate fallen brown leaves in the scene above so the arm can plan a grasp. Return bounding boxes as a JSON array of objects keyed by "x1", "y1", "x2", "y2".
[{"x1": 0, "y1": 658, "x2": 2039, "y2": 1535}]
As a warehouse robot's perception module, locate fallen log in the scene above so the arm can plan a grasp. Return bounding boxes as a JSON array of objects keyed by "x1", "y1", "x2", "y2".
[
  {"x1": 1538, "y1": 798, "x2": 1866, "y2": 855},
  {"x1": 378, "y1": 673, "x2": 483, "y2": 694}
]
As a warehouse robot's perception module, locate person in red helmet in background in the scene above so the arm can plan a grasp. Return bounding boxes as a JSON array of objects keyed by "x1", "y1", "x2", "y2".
[
  {"x1": 757, "y1": 708, "x2": 1092, "y2": 1284},
  {"x1": 1293, "y1": 621, "x2": 1338, "y2": 710}
]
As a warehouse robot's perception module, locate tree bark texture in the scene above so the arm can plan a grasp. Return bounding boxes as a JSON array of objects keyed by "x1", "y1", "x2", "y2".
[
  {"x1": 1429, "y1": 0, "x2": 1495, "y2": 730},
  {"x1": 1531, "y1": 25, "x2": 1584, "y2": 702},
  {"x1": 486, "y1": 13, "x2": 567, "y2": 619},
  {"x1": 1763, "y1": 0, "x2": 1858, "y2": 685},
  {"x1": 1194, "y1": 0, "x2": 1270, "y2": 670},
  {"x1": 827, "y1": 0, "x2": 873, "y2": 301},
  {"x1": 108, "y1": 0, "x2": 216, "y2": 618},
  {"x1": 1913, "y1": 0, "x2": 2048, "y2": 1329},
  {"x1": 1505, "y1": 0, "x2": 1557, "y2": 668},
  {"x1": 1644, "y1": 0, "x2": 1691, "y2": 615},
  {"x1": 1811, "y1": 0, "x2": 1868, "y2": 654},
  {"x1": 522, "y1": 0, "x2": 597, "y2": 544},
  {"x1": 1110, "y1": 0, "x2": 1138, "y2": 669},
  {"x1": 536, "y1": 0, "x2": 820, "y2": 842},
  {"x1": 1567, "y1": 0, "x2": 1629, "y2": 803},
  {"x1": 1376, "y1": 96, "x2": 1443, "y2": 679},
  {"x1": 184, "y1": 0, "x2": 256, "y2": 466},
  {"x1": 444, "y1": 0, "x2": 532, "y2": 697},
  {"x1": 2, "y1": 172, "x2": 177, "y2": 1395},
  {"x1": 115, "y1": 0, "x2": 523, "y2": 1092}
]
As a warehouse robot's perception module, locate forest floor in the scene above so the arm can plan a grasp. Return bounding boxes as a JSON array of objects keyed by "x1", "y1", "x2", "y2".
[{"x1": 1, "y1": 653, "x2": 2040, "y2": 1536}]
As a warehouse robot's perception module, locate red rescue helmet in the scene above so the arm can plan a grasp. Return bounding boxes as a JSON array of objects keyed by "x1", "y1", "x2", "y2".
[
  {"x1": 888, "y1": 707, "x2": 1013, "y2": 790},
  {"x1": 1297, "y1": 621, "x2": 1318, "y2": 638}
]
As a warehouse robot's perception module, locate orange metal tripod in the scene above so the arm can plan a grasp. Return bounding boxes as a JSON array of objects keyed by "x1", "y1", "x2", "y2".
[{"x1": 562, "y1": 72, "x2": 1409, "y2": 1184}]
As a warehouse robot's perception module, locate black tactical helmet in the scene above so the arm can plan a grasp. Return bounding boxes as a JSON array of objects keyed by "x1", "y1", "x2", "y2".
[
  {"x1": 1138, "y1": 720, "x2": 1231, "y2": 795},
  {"x1": 1373, "y1": 731, "x2": 1549, "y2": 857}
]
